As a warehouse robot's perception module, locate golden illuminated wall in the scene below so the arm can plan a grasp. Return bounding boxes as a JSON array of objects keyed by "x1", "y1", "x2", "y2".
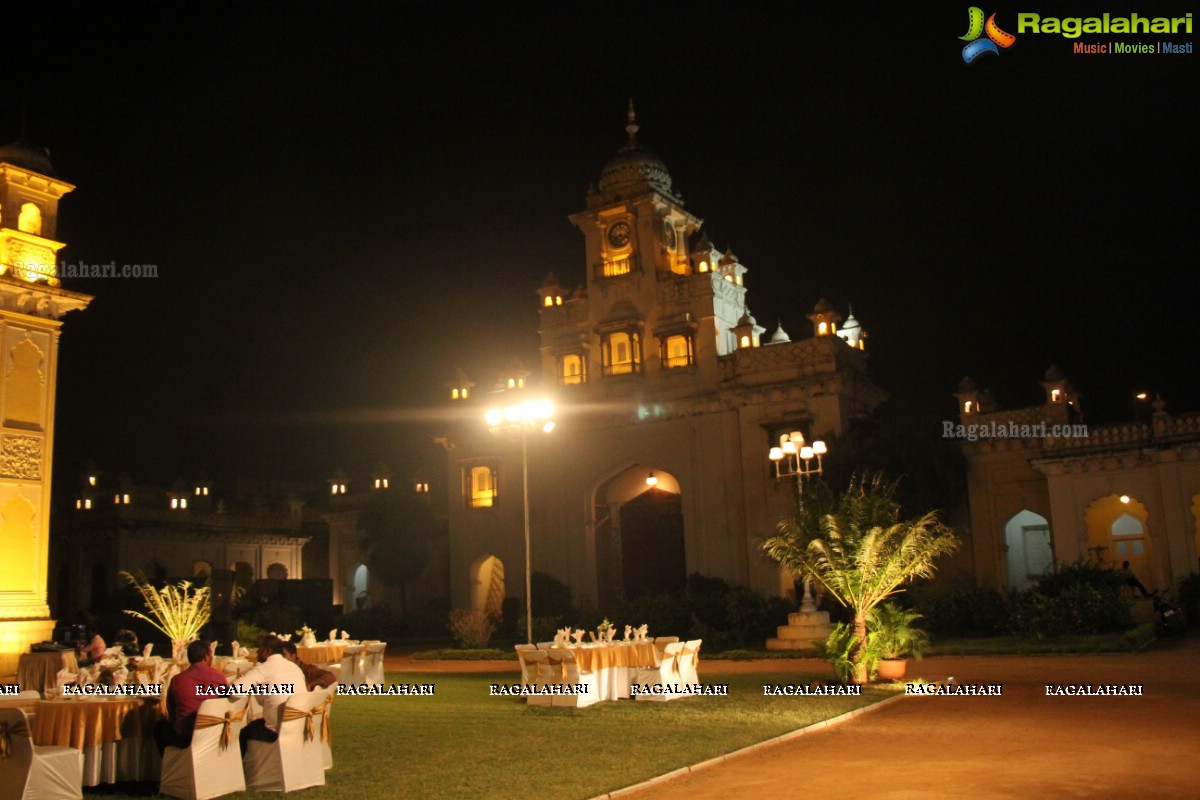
[{"x1": 0, "y1": 157, "x2": 91, "y2": 679}]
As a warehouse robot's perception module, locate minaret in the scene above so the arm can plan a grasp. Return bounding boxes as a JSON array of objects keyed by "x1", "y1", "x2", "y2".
[{"x1": 0, "y1": 137, "x2": 92, "y2": 678}]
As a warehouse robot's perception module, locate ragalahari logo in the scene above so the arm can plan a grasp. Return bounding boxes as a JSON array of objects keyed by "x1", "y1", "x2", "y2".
[{"x1": 960, "y1": 7, "x2": 1017, "y2": 62}]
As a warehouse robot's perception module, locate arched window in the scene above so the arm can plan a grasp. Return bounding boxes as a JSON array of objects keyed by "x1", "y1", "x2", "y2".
[
  {"x1": 466, "y1": 464, "x2": 497, "y2": 508},
  {"x1": 18, "y1": 203, "x2": 42, "y2": 235},
  {"x1": 603, "y1": 331, "x2": 641, "y2": 376},
  {"x1": 560, "y1": 353, "x2": 586, "y2": 385},
  {"x1": 266, "y1": 563, "x2": 289, "y2": 580},
  {"x1": 662, "y1": 334, "x2": 693, "y2": 368}
]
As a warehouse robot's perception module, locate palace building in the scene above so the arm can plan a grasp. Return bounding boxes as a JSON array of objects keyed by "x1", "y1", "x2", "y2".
[
  {"x1": 440, "y1": 108, "x2": 886, "y2": 614},
  {"x1": 956, "y1": 368, "x2": 1200, "y2": 594}
]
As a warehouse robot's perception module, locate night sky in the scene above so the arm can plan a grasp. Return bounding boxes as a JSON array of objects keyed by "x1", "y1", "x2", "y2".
[{"x1": 8, "y1": 1, "x2": 1196, "y2": 497}]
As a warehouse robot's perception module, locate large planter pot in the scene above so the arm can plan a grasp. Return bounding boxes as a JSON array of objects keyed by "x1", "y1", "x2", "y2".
[{"x1": 877, "y1": 658, "x2": 907, "y2": 681}]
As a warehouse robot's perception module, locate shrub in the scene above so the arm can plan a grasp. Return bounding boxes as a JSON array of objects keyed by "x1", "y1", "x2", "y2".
[
  {"x1": 1177, "y1": 573, "x2": 1200, "y2": 624},
  {"x1": 447, "y1": 609, "x2": 497, "y2": 648},
  {"x1": 235, "y1": 619, "x2": 267, "y2": 647},
  {"x1": 907, "y1": 584, "x2": 1008, "y2": 637}
]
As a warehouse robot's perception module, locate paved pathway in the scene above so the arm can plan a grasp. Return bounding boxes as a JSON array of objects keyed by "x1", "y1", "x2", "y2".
[{"x1": 609, "y1": 639, "x2": 1200, "y2": 800}]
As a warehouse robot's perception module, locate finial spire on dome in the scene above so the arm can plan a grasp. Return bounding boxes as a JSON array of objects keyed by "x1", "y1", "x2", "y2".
[{"x1": 626, "y1": 99, "x2": 639, "y2": 138}]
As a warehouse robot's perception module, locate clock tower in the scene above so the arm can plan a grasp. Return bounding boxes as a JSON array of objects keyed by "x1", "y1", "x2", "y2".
[{"x1": 0, "y1": 137, "x2": 91, "y2": 679}]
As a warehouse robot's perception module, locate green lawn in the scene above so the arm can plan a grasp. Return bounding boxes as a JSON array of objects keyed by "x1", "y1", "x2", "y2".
[{"x1": 84, "y1": 671, "x2": 891, "y2": 799}]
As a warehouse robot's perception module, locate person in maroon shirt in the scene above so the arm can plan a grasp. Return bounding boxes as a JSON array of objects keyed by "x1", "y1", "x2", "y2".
[{"x1": 153, "y1": 639, "x2": 229, "y2": 754}]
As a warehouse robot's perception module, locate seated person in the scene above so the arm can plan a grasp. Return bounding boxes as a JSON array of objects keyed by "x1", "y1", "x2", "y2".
[
  {"x1": 77, "y1": 630, "x2": 107, "y2": 666},
  {"x1": 114, "y1": 628, "x2": 140, "y2": 657},
  {"x1": 154, "y1": 639, "x2": 228, "y2": 754},
  {"x1": 238, "y1": 636, "x2": 309, "y2": 755},
  {"x1": 282, "y1": 641, "x2": 337, "y2": 691}
]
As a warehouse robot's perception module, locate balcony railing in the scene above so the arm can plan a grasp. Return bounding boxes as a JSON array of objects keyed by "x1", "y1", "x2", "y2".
[{"x1": 593, "y1": 254, "x2": 640, "y2": 279}]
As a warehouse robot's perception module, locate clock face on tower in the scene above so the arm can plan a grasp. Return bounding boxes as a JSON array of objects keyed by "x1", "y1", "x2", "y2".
[{"x1": 607, "y1": 221, "x2": 632, "y2": 249}]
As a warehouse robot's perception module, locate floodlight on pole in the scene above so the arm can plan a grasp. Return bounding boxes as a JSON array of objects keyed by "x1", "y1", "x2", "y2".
[{"x1": 485, "y1": 398, "x2": 555, "y2": 645}]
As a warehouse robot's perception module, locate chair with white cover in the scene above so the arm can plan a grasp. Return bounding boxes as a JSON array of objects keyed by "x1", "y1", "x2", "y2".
[
  {"x1": 361, "y1": 643, "x2": 387, "y2": 686},
  {"x1": 652, "y1": 636, "x2": 680, "y2": 666},
  {"x1": 307, "y1": 685, "x2": 336, "y2": 771},
  {"x1": 514, "y1": 645, "x2": 540, "y2": 689},
  {"x1": 242, "y1": 692, "x2": 326, "y2": 792},
  {"x1": 159, "y1": 695, "x2": 249, "y2": 800},
  {"x1": 633, "y1": 641, "x2": 686, "y2": 702},
  {"x1": 336, "y1": 645, "x2": 365, "y2": 687},
  {"x1": 544, "y1": 650, "x2": 598, "y2": 708},
  {"x1": 681, "y1": 639, "x2": 702, "y2": 685},
  {"x1": 0, "y1": 707, "x2": 83, "y2": 800}
]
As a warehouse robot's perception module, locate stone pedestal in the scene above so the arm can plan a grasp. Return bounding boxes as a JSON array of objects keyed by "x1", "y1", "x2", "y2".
[{"x1": 766, "y1": 610, "x2": 833, "y2": 652}]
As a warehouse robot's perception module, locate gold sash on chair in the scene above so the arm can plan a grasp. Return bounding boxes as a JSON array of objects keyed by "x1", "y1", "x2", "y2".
[
  {"x1": 192, "y1": 706, "x2": 246, "y2": 751},
  {"x1": 0, "y1": 718, "x2": 31, "y2": 759},
  {"x1": 282, "y1": 700, "x2": 331, "y2": 743}
]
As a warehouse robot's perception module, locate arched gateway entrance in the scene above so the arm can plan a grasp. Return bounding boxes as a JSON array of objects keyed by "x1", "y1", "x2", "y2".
[{"x1": 593, "y1": 466, "x2": 686, "y2": 608}]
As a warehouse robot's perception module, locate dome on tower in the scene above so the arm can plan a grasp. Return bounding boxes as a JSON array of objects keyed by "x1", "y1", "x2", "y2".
[
  {"x1": 0, "y1": 137, "x2": 55, "y2": 177},
  {"x1": 597, "y1": 102, "x2": 673, "y2": 197}
]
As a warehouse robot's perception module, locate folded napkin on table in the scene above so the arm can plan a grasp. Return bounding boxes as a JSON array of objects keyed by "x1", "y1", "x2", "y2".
[
  {"x1": 142, "y1": 643, "x2": 154, "y2": 658},
  {"x1": 341, "y1": 630, "x2": 350, "y2": 640},
  {"x1": 624, "y1": 625, "x2": 632, "y2": 642},
  {"x1": 56, "y1": 669, "x2": 78, "y2": 689},
  {"x1": 111, "y1": 667, "x2": 129, "y2": 686}
]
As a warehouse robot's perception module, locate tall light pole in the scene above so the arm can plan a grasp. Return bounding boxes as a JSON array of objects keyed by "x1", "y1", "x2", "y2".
[
  {"x1": 768, "y1": 431, "x2": 828, "y2": 614},
  {"x1": 485, "y1": 399, "x2": 555, "y2": 645}
]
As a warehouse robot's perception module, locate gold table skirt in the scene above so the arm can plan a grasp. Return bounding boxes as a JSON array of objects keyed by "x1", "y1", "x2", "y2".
[
  {"x1": 18, "y1": 651, "x2": 79, "y2": 694},
  {"x1": 34, "y1": 698, "x2": 159, "y2": 750},
  {"x1": 552, "y1": 642, "x2": 657, "y2": 673},
  {"x1": 298, "y1": 644, "x2": 346, "y2": 664}
]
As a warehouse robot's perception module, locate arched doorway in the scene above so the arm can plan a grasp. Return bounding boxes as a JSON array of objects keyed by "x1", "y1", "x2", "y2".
[
  {"x1": 593, "y1": 466, "x2": 685, "y2": 607},
  {"x1": 349, "y1": 563, "x2": 370, "y2": 609},
  {"x1": 1085, "y1": 495, "x2": 1152, "y2": 590},
  {"x1": 469, "y1": 554, "x2": 505, "y2": 617},
  {"x1": 1004, "y1": 510, "x2": 1053, "y2": 590}
]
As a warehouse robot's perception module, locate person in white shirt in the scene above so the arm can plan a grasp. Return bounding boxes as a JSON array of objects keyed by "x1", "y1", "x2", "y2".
[{"x1": 238, "y1": 635, "x2": 309, "y2": 754}]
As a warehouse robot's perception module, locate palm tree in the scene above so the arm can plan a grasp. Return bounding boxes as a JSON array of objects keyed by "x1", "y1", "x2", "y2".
[{"x1": 762, "y1": 475, "x2": 958, "y2": 683}]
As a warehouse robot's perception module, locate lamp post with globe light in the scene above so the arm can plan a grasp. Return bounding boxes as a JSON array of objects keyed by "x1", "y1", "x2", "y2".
[
  {"x1": 485, "y1": 399, "x2": 555, "y2": 644},
  {"x1": 768, "y1": 431, "x2": 828, "y2": 613}
]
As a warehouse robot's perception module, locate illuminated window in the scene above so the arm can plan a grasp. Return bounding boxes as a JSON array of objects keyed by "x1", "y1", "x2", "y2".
[
  {"x1": 331, "y1": 483, "x2": 346, "y2": 495},
  {"x1": 544, "y1": 296, "x2": 553, "y2": 307},
  {"x1": 964, "y1": 401, "x2": 974, "y2": 413},
  {"x1": 19, "y1": 203, "x2": 42, "y2": 235},
  {"x1": 560, "y1": 353, "x2": 586, "y2": 385},
  {"x1": 818, "y1": 322, "x2": 828, "y2": 335},
  {"x1": 88, "y1": 475, "x2": 97, "y2": 487},
  {"x1": 740, "y1": 335, "x2": 751, "y2": 348},
  {"x1": 415, "y1": 482, "x2": 429, "y2": 493},
  {"x1": 603, "y1": 330, "x2": 641, "y2": 376},
  {"x1": 466, "y1": 465, "x2": 497, "y2": 508},
  {"x1": 555, "y1": 296, "x2": 562, "y2": 305},
  {"x1": 699, "y1": 261, "x2": 709, "y2": 273},
  {"x1": 662, "y1": 334, "x2": 693, "y2": 369},
  {"x1": 1051, "y1": 389, "x2": 1062, "y2": 402}
]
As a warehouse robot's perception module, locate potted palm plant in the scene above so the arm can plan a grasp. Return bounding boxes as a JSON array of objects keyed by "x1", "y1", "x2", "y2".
[
  {"x1": 820, "y1": 623, "x2": 880, "y2": 684},
  {"x1": 869, "y1": 602, "x2": 929, "y2": 680}
]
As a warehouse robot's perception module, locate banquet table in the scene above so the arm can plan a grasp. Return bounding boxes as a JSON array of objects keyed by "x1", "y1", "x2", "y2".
[
  {"x1": 34, "y1": 697, "x2": 161, "y2": 786},
  {"x1": 550, "y1": 641, "x2": 658, "y2": 701},
  {"x1": 297, "y1": 643, "x2": 346, "y2": 664},
  {"x1": 18, "y1": 650, "x2": 79, "y2": 694}
]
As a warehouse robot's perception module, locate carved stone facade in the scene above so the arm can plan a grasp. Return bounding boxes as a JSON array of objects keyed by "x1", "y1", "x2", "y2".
[
  {"x1": 0, "y1": 140, "x2": 92, "y2": 677},
  {"x1": 441, "y1": 111, "x2": 886, "y2": 612}
]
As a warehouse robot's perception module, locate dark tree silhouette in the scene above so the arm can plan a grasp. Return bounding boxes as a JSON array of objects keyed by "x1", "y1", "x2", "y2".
[{"x1": 357, "y1": 490, "x2": 439, "y2": 617}]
